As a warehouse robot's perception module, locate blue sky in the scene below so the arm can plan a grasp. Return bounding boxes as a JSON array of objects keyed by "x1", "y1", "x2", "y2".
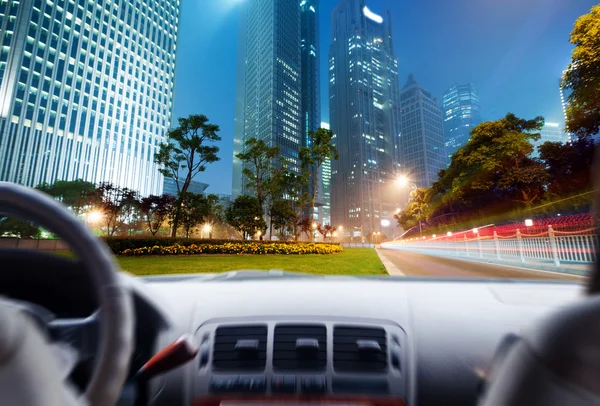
[{"x1": 172, "y1": 0, "x2": 595, "y2": 195}]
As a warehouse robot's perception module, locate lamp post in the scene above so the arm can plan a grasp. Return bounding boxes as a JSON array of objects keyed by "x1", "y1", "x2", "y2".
[{"x1": 396, "y1": 175, "x2": 422, "y2": 237}]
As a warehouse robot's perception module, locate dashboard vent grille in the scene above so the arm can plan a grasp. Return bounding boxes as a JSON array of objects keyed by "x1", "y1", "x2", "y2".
[
  {"x1": 333, "y1": 326, "x2": 387, "y2": 372},
  {"x1": 273, "y1": 324, "x2": 327, "y2": 370},
  {"x1": 212, "y1": 325, "x2": 267, "y2": 371}
]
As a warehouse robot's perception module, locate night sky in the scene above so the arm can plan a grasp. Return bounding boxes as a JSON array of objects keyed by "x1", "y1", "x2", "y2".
[{"x1": 173, "y1": 0, "x2": 596, "y2": 195}]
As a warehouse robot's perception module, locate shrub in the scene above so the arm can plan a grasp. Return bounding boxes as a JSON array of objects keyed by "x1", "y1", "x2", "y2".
[
  {"x1": 119, "y1": 242, "x2": 343, "y2": 256},
  {"x1": 102, "y1": 236, "x2": 340, "y2": 255}
]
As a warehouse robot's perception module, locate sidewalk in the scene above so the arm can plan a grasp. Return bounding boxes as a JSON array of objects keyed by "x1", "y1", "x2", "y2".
[{"x1": 375, "y1": 249, "x2": 405, "y2": 276}]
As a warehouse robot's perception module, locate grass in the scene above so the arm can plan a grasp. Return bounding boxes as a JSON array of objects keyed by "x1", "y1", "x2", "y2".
[{"x1": 116, "y1": 248, "x2": 387, "y2": 276}]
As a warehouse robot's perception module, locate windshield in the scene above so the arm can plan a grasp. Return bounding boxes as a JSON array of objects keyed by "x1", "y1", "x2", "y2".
[{"x1": 0, "y1": 0, "x2": 597, "y2": 283}]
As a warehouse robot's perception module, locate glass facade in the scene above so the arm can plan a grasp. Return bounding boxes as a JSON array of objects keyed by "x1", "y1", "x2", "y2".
[
  {"x1": 442, "y1": 82, "x2": 481, "y2": 164},
  {"x1": 0, "y1": 0, "x2": 181, "y2": 195},
  {"x1": 232, "y1": 0, "x2": 303, "y2": 198},
  {"x1": 329, "y1": 0, "x2": 401, "y2": 235},
  {"x1": 399, "y1": 74, "x2": 446, "y2": 189}
]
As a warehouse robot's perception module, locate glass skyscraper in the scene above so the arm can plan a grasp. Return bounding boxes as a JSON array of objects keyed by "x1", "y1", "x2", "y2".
[
  {"x1": 442, "y1": 82, "x2": 481, "y2": 164},
  {"x1": 399, "y1": 74, "x2": 446, "y2": 188},
  {"x1": 0, "y1": 0, "x2": 180, "y2": 195},
  {"x1": 232, "y1": 0, "x2": 303, "y2": 199},
  {"x1": 328, "y1": 0, "x2": 402, "y2": 236}
]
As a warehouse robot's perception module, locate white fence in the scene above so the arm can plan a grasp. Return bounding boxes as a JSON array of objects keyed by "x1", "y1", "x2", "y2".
[{"x1": 382, "y1": 226, "x2": 597, "y2": 269}]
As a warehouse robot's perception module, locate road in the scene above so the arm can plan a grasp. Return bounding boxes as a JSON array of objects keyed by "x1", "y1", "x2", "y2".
[{"x1": 377, "y1": 249, "x2": 585, "y2": 281}]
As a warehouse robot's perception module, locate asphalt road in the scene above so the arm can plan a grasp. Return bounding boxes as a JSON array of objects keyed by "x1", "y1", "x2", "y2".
[{"x1": 378, "y1": 249, "x2": 585, "y2": 281}]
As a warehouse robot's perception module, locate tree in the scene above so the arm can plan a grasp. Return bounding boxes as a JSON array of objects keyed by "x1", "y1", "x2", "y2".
[
  {"x1": 0, "y1": 217, "x2": 41, "y2": 238},
  {"x1": 225, "y1": 195, "x2": 266, "y2": 239},
  {"x1": 269, "y1": 198, "x2": 298, "y2": 240},
  {"x1": 426, "y1": 113, "x2": 546, "y2": 220},
  {"x1": 93, "y1": 183, "x2": 138, "y2": 236},
  {"x1": 178, "y1": 193, "x2": 209, "y2": 239},
  {"x1": 394, "y1": 188, "x2": 428, "y2": 231},
  {"x1": 204, "y1": 194, "x2": 224, "y2": 239},
  {"x1": 299, "y1": 128, "x2": 339, "y2": 221},
  {"x1": 139, "y1": 194, "x2": 176, "y2": 236},
  {"x1": 154, "y1": 114, "x2": 221, "y2": 237},
  {"x1": 37, "y1": 179, "x2": 96, "y2": 215},
  {"x1": 317, "y1": 223, "x2": 333, "y2": 241},
  {"x1": 120, "y1": 189, "x2": 142, "y2": 236},
  {"x1": 297, "y1": 217, "x2": 313, "y2": 240},
  {"x1": 539, "y1": 137, "x2": 596, "y2": 197},
  {"x1": 236, "y1": 137, "x2": 281, "y2": 238},
  {"x1": 562, "y1": 4, "x2": 600, "y2": 138},
  {"x1": 268, "y1": 160, "x2": 310, "y2": 240}
]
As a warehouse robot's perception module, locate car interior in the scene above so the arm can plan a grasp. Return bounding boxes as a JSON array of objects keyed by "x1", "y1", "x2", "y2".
[{"x1": 1, "y1": 180, "x2": 600, "y2": 406}]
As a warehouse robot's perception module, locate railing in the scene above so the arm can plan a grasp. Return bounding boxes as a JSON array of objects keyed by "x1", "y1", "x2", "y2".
[
  {"x1": 341, "y1": 242, "x2": 375, "y2": 249},
  {"x1": 382, "y1": 226, "x2": 598, "y2": 270}
]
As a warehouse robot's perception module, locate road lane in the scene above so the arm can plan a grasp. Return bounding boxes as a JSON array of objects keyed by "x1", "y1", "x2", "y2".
[{"x1": 378, "y1": 249, "x2": 585, "y2": 281}]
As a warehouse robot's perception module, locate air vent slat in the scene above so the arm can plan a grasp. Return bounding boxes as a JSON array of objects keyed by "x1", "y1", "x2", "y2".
[
  {"x1": 273, "y1": 324, "x2": 327, "y2": 370},
  {"x1": 334, "y1": 326, "x2": 388, "y2": 373},
  {"x1": 212, "y1": 325, "x2": 267, "y2": 371}
]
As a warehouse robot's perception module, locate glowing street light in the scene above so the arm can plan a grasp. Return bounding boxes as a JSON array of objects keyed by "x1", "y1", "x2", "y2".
[
  {"x1": 432, "y1": 234, "x2": 436, "y2": 238},
  {"x1": 472, "y1": 228, "x2": 478, "y2": 234},
  {"x1": 86, "y1": 210, "x2": 103, "y2": 224},
  {"x1": 312, "y1": 222, "x2": 318, "y2": 229},
  {"x1": 525, "y1": 219, "x2": 534, "y2": 227},
  {"x1": 203, "y1": 224, "x2": 212, "y2": 233},
  {"x1": 447, "y1": 231, "x2": 452, "y2": 237},
  {"x1": 381, "y1": 219, "x2": 391, "y2": 227}
]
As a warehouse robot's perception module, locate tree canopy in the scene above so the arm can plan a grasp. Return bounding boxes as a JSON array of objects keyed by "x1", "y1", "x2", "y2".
[
  {"x1": 154, "y1": 114, "x2": 221, "y2": 236},
  {"x1": 562, "y1": 4, "x2": 600, "y2": 138},
  {"x1": 300, "y1": 128, "x2": 339, "y2": 221}
]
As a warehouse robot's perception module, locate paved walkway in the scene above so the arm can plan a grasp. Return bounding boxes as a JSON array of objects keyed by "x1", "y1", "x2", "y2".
[{"x1": 376, "y1": 249, "x2": 585, "y2": 281}]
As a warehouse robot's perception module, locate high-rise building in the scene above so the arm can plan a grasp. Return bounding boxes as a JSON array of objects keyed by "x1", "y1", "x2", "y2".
[
  {"x1": 232, "y1": 0, "x2": 303, "y2": 199},
  {"x1": 399, "y1": 74, "x2": 446, "y2": 188},
  {"x1": 0, "y1": 0, "x2": 181, "y2": 195},
  {"x1": 300, "y1": 0, "x2": 325, "y2": 222},
  {"x1": 328, "y1": 0, "x2": 402, "y2": 236},
  {"x1": 442, "y1": 83, "x2": 481, "y2": 163}
]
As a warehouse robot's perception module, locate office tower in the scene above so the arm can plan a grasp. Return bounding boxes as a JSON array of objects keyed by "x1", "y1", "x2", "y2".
[
  {"x1": 232, "y1": 0, "x2": 303, "y2": 199},
  {"x1": 328, "y1": 0, "x2": 402, "y2": 236},
  {"x1": 399, "y1": 74, "x2": 446, "y2": 188},
  {"x1": 442, "y1": 83, "x2": 481, "y2": 163},
  {"x1": 300, "y1": 0, "x2": 324, "y2": 221},
  {"x1": 0, "y1": 0, "x2": 181, "y2": 195}
]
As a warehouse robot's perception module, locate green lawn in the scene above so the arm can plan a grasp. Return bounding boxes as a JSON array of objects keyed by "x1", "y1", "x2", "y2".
[{"x1": 117, "y1": 248, "x2": 387, "y2": 276}]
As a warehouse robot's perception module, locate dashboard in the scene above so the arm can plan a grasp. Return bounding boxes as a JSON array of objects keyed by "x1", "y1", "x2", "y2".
[
  {"x1": 140, "y1": 273, "x2": 584, "y2": 406},
  {"x1": 0, "y1": 250, "x2": 586, "y2": 406}
]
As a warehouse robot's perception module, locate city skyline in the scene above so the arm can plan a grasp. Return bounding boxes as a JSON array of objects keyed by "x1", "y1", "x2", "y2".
[
  {"x1": 172, "y1": 0, "x2": 592, "y2": 195},
  {"x1": 0, "y1": 0, "x2": 181, "y2": 195}
]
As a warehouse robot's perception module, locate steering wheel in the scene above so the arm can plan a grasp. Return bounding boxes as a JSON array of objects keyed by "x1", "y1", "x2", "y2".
[{"x1": 0, "y1": 182, "x2": 134, "y2": 406}]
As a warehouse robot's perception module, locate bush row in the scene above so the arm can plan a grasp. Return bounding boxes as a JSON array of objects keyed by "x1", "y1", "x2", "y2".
[
  {"x1": 102, "y1": 237, "x2": 340, "y2": 254},
  {"x1": 120, "y1": 242, "x2": 343, "y2": 256}
]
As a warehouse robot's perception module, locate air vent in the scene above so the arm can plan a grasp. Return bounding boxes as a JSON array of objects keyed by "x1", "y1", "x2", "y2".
[
  {"x1": 273, "y1": 324, "x2": 327, "y2": 370},
  {"x1": 212, "y1": 325, "x2": 267, "y2": 371},
  {"x1": 333, "y1": 326, "x2": 387, "y2": 372}
]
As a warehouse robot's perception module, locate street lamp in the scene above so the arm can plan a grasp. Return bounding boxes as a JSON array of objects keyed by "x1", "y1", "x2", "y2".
[{"x1": 202, "y1": 223, "x2": 212, "y2": 239}]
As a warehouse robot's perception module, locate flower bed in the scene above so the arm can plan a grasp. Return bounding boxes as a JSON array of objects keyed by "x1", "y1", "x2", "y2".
[
  {"x1": 120, "y1": 242, "x2": 343, "y2": 256},
  {"x1": 103, "y1": 236, "x2": 340, "y2": 254}
]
